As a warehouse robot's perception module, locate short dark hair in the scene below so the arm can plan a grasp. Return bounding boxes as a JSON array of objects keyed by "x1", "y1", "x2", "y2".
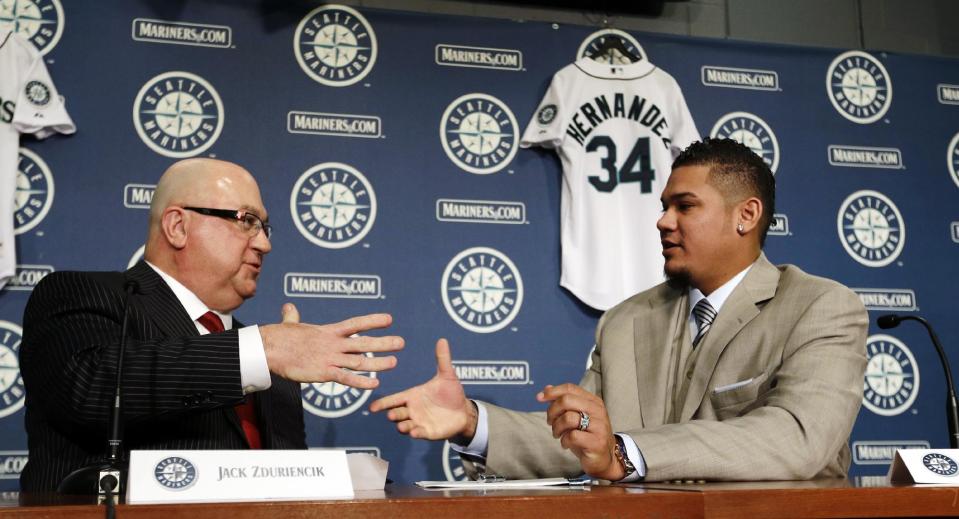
[{"x1": 672, "y1": 138, "x2": 776, "y2": 247}]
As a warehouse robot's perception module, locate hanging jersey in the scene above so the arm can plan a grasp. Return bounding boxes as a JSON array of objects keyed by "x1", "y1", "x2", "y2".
[
  {"x1": 0, "y1": 29, "x2": 75, "y2": 288},
  {"x1": 521, "y1": 58, "x2": 699, "y2": 310}
]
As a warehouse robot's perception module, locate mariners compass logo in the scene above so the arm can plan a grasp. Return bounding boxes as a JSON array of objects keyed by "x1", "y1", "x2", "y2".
[
  {"x1": 301, "y1": 353, "x2": 374, "y2": 418},
  {"x1": 710, "y1": 112, "x2": 780, "y2": 174},
  {"x1": 923, "y1": 453, "x2": 959, "y2": 477},
  {"x1": 154, "y1": 456, "x2": 198, "y2": 490},
  {"x1": 290, "y1": 162, "x2": 377, "y2": 249},
  {"x1": 294, "y1": 4, "x2": 377, "y2": 87},
  {"x1": 826, "y1": 50, "x2": 892, "y2": 124},
  {"x1": 441, "y1": 247, "x2": 523, "y2": 333},
  {"x1": 837, "y1": 190, "x2": 905, "y2": 267},
  {"x1": 15, "y1": 148, "x2": 54, "y2": 235},
  {"x1": 0, "y1": 321, "x2": 25, "y2": 419},
  {"x1": 948, "y1": 132, "x2": 959, "y2": 190},
  {"x1": 133, "y1": 71, "x2": 224, "y2": 158},
  {"x1": 862, "y1": 334, "x2": 918, "y2": 417},
  {"x1": 576, "y1": 29, "x2": 646, "y2": 63},
  {"x1": 0, "y1": 0, "x2": 64, "y2": 55},
  {"x1": 440, "y1": 94, "x2": 518, "y2": 175}
]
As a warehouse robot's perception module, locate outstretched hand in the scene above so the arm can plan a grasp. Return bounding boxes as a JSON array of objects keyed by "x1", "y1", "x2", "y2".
[
  {"x1": 369, "y1": 338, "x2": 477, "y2": 441},
  {"x1": 259, "y1": 303, "x2": 404, "y2": 389}
]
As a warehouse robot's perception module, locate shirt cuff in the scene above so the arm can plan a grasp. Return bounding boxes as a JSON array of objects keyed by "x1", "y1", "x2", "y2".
[
  {"x1": 449, "y1": 400, "x2": 489, "y2": 458},
  {"x1": 614, "y1": 433, "x2": 647, "y2": 482},
  {"x1": 238, "y1": 325, "x2": 272, "y2": 394}
]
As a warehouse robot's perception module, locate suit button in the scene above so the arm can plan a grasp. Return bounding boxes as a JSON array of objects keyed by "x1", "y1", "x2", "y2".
[{"x1": 685, "y1": 371, "x2": 693, "y2": 380}]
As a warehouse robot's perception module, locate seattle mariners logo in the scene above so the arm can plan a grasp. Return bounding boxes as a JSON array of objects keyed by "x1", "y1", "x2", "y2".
[
  {"x1": 291, "y1": 162, "x2": 376, "y2": 249},
  {"x1": 301, "y1": 353, "x2": 374, "y2": 418},
  {"x1": 948, "y1": 132, "x2": 959, "y2": 190},
  {"x1": 132, "y1": 71, "x2": 224, "y2": 158},
  {"x1": 15, "y1": 148, "x2": 54, "y2": 235},
  {"x1": 440, "y1": 94, "x2": 518, "y2": 175},
  {"x1": 923, "y1": 453, "x2": 959, "y2": 477},
  {"x1": 826, "y1": 50, "x2": 892, "y2": 124},
  {"x1": 862, "y1": 334, "x2": 918, "y2": 417},
  {"x1": 442, "y1": 441, "x2": 469, "y2": 481},
  {"x1": 0, "y1": 322, "x2": 25, "y2": 419},
  {"x1": 837, "y1": 190, "x2": 905, "y2": 267},
  {"x1": 441, "y1": 247, "x2": 523, "y2": 334},
  {"x1": 24, "y1": 81, "x2": 50, "y2": 107},
  {"x1": 293, "y1": 4, "x2": 377, "y2": 87},
  {"x1": 576, "y1": 28, "x2": 646, "y2": 64},
  {"x1": 536, "y1": 104, "x2": 557, "y2": 126},
  {"x1": 710, "y1": 112, "x2": 780, "y2": 174},
  {"x1": 154, "y1": 456, "x2": 198, "y2": 490},
  {"x1": 0, "y1": 0, "x2": 64, "y2": 55}
]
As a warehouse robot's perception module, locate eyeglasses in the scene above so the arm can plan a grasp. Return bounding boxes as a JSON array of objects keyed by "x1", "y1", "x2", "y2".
[{"x1": 184, "y1": 207, "x2": 272, "y2": 239}]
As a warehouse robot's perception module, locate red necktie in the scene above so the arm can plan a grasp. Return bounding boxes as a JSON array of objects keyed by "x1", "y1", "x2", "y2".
[{"x1": 198, "y1": 311, "x2": 262, "y2": 449}]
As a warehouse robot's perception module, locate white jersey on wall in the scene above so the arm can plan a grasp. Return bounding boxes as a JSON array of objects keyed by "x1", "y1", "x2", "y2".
[
  {"x1": 0, "y1": 29, "x2": 75, "y2": 288},
  {"x1": 521, "y1": 58, "x2": 699, "y2": 310}
]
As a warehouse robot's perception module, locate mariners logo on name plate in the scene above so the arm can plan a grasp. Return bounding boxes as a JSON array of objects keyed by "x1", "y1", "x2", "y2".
[
  {"x1": 710, "y1": 111, "x2": 780, "y2": 174},
  {"x1": 290, "y1": 162, "x2": 376, "y2": 249},
  {"x1": 923, "y1": 453, "x2": 959, "y2": 477},
  {"x1": 133, "y1": 71, "x2": 224, "y2": 158},
  {"x1": 826, "y1": 50, "x2": 892, "y2": 124},
  {"x1": 301, "y1": 353, "x2": 374, "y2": 418},
  {"x1": 576, "y1": 28, "x2": 647, "y2": 64},
  {"x1": 0, "y1": 321, "x2": 25, "y2": 419},
  {"x1": 154, "y1": 456, "x2": 198, "y2": 490},
  {"x1": 0, "y1": 0, "x2": 64, "y2": 55},
  {"x1": 947, "y1": 132, "x2": 959, "y2": 190},
  {"x1": 442, "y1": 441, "x2": 469, "y2": 481},
  {"x1": 294, "y1": 4, "x2": 377, "y2": 87},
  {"x1": 441, "y1": 247, "x2": 523, "y2": 333},
  {"x1": 862, "y1": 334, "x2": 918, "y2": 417},
  {"x1": 15, "y1": 148, "x2": 54, "y2": 235},
  {"x1": 440, "y1": 93, "x2": 518, "y2": 175},
  {"x1": 837, "y1": 190, "x2": 905, "y2": 267}
]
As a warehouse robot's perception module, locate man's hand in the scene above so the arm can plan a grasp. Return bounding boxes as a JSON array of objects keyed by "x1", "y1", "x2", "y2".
[
  {"x1": 538, "y1": 383, "x2": 624, "y2": 481},
  {"x1": 259, "y1": 303, "x2": 404, "y2": 389},
  {"x1": 369, "y1": 339, "x2": 477, "y2": 441}
]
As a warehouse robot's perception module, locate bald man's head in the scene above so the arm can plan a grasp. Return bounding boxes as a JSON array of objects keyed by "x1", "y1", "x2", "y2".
[{"x1": 144, "y1": 158, "x2": 271, "y2": 312}]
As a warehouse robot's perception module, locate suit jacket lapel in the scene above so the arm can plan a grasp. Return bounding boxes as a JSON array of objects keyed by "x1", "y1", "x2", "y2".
[
  {"x1": 634, "y1": 283, "x2": 685, "y2": 427},
  {"x1": 679, "y1": 254, "x2": 781, "y2": 422}
]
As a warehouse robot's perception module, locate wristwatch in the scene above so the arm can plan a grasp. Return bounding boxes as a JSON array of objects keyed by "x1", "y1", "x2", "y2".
[{"x1": 613, "y1": 435, "x2": 636, "y2": 478}]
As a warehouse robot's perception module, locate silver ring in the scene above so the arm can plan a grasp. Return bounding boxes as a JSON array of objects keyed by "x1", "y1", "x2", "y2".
[{"x1": 578, "y1": 411, "x2": 590, "y2": 432}]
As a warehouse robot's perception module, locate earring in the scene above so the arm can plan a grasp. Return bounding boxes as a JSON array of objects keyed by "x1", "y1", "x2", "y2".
[{"x1": 737, "y1": 223, "x2": 744, "y2": 233}]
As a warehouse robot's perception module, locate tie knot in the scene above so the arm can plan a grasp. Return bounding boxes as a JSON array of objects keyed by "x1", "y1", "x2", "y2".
[
  {"x1": 693, "y1": 298, "x2": 717, "y2": 329},
  {"x1": 198, "y1": 311, "x2": 225, "y2": 333}
]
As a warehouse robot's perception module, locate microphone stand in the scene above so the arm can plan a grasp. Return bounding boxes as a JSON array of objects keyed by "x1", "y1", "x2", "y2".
[
  {"x1": 57, "y1": 280, "x2": 137, "y2": 498},
  {"x1": 878, "y1": 314, "x2": 959, "y2": 448}
]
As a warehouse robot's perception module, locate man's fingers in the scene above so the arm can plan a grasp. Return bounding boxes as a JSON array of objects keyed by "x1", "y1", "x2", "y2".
[
  {"x1": 331, "y1": 370, "x2": 380, "y2": 390},
  {"x1": 551, "y1": 410, "x2": 584, "y2": 439},
  {"x1": 346, "y1": 354, "x2": 398, "y2": 373},
  {"x1": 397, "y1": 420, "x2": 415, "y2": 434},
  {"x1": 386, "y1": 407, "x2": 409, "y2": 422},
  {"x1": 434, "y1": 338, "x2": 456, "y2": 377},
  {"x1": 545, "y1": 393, "x2": 594, "y2": 425},
  {"x1": 280, "y1": 303, "x2": 300, "y2": 324},
  {"x1": 369, "y1": 391, "x2": 408, "y2": 413},
  {"x1": 539, "y1": 382, "x2": 584, "y2": 402},
  {"x1": 331, "y1": 313, "x2": 394, "y2": 336},
  {"x1": 342, "y1": 335, "x2": 405, "y2": 354}
]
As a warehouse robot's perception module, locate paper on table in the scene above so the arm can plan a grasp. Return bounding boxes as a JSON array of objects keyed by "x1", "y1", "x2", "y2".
[{"x1": 416, "y1": 478, "x2": 585, "y2": 489}]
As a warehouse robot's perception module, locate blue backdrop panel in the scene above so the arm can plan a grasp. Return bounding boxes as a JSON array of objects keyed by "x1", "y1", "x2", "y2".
[{"x1": 0, "y1": 1, "x2": 956, "y2": 488}]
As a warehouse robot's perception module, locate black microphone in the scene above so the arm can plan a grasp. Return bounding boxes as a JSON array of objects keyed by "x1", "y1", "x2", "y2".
[
  {"x1": 877, "y1": 314, "x2": 959, "y2": 448},
  {"x1": 58, "y1": 279, "x2": 138, "y2": 496}
]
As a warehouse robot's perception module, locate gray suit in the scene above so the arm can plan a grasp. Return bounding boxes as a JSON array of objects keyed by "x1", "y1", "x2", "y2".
[{"x1": 474, "y1": 254, "x2": 868, "y2": 481}]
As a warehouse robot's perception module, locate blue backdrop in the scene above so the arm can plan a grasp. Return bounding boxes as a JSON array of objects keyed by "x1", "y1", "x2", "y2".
[{"x1": 1, "y1": 0, "x2": 957, "y2": 489}]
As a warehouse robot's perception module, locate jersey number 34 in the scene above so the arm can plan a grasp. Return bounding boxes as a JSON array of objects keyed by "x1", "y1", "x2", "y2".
[{"x1": 586, "y1": 136, "x2": 655, "y2": 194}]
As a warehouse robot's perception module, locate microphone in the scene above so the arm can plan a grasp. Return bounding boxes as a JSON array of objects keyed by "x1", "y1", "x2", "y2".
[
  {"x1": 58, "y1": 279, "x2": 138, "y2": 496},
  {"x1": 877, "y1": 314, "x2": 959, "y2": 448}
]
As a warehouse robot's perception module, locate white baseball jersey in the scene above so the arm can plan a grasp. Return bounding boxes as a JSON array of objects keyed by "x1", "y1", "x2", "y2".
[
  {"x1": 521, "y1": 57, "x2": 699, "y2": 310},
  {"x1": 0, "y1": 29, "x2": 75, "y2": 288}
]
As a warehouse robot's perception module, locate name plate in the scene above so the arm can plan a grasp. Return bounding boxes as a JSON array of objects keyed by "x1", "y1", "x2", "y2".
[
  {"x1": 888, "y1": 448, "x2": 959, "y2": 484},
  {"x1": 127, "y1": 449, "x2": 353, "y2": 504}
]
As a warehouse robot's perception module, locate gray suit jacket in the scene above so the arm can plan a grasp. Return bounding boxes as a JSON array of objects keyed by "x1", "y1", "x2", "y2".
[{"x1": 474, "y1": 254, "x2": 868, "y2": 481}]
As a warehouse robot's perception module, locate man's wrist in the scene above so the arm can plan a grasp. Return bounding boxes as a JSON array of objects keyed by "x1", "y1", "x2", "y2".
[{"x1": 452, "y1": 401, "x2": 478, "y2": 443}]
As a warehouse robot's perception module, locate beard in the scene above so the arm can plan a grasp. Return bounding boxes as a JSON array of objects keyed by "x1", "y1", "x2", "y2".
[{"x1": 664, "y1": 265, "x2": 691, "y2": 287}]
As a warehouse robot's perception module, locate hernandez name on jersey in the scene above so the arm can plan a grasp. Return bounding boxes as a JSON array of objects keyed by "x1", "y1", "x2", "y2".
[
  {"x1": 0, "y1": 29, "x2": 75, "y2": 288},
  {"x1": 521, "y1": 57, "x2": 699, "y2": 310}
]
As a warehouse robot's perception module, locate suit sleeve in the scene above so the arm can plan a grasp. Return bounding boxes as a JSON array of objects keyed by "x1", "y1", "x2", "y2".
[
  {"x1": 474, "y1": 315, "x2": 608, "y2": 479},
  {"x1": 20, "y1": 272, "x2": 245, "y2": 435},
  {"x1": 628, "y1": 285, "x2": 868, "y2": 481}
]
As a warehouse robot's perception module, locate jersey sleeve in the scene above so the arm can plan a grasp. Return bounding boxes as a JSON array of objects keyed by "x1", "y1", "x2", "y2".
[
  {"x1": 668, "y1": 84, "x2": 700, "y2": 158},
  {"x1": 12, "y1": 36, "x2": 76, "y2": 139},
  {"x1": 520, "y1": 70, "x2": 568, "y2": 149}
]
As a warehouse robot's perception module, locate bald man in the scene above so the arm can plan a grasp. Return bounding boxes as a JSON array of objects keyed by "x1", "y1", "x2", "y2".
[{"x1": 19, "y1": 159, "x2": 404, "y2": 492}]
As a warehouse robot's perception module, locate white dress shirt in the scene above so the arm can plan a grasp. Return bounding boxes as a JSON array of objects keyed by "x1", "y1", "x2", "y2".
[
  {"x1": 146, "y1": 262, "x2": 272, "y2": 394},
  {"x1": 453, "y1": 264, "x2": 753, "y2": 481}
]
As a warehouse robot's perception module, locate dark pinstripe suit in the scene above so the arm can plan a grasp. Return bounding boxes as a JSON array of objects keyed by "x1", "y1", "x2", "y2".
[{"x1": 18, "y1": 262, "x2": 306, "y2": 492}]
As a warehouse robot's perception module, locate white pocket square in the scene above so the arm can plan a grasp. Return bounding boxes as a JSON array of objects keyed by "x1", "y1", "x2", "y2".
[{"x1": 713, "y1": 378, "x2": 754, "y2": 394}]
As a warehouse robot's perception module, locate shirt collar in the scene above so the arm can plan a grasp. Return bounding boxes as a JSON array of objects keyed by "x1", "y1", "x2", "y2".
[
  {"x1": 145, "y1": 261, "x2": 232, "y2": 329},
  {"x1": 688, "y1": 264, "x2": 753, "y2": 319}
]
